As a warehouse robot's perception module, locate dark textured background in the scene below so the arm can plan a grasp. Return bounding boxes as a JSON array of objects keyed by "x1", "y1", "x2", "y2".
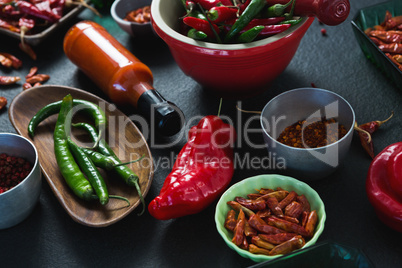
[{"x1": 1, "y1": 0, "x2": 402, "y2": 267}]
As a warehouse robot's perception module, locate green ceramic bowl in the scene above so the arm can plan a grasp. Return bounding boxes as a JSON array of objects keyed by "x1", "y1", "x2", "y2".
[{"x1": 215, "y1": 174, "x2": 326, "y2": 262}]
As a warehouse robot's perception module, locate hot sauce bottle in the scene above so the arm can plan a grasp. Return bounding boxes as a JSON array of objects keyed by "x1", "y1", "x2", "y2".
[{"x1": 63, "y1": 21, "x2": 184, "y2": 136}]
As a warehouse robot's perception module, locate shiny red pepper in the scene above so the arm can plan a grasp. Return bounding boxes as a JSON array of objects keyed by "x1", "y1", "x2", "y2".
[
  {"x1": 366, "y1": 142, "x2": 402, "y2": 233},
  {"x1": 148, "y1": 115, "x2": 236, "y2": 220},
  {"x1": 192, "y1": 0, "x2": 221, "y2": 10},
  {"x1": 183, "y1": 16, "x2": 220, "y2": 37},
  {"x1": 207, "y1": 6, "x2": 238, "y2": 23}
]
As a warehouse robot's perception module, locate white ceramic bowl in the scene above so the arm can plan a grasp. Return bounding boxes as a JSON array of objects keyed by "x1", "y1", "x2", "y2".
[
  {"x1": 215, "y1": 174, "x2": 326, "y2": 262},
  {"x1": 111, "y1": 0, "x2": 154, "y2": 38},
  {"x1": 260, "y1": 88, "x2": 355, "y2": 180},
  {"x1": 0, "y1": 133, "x2": 41, "y2": 229}
]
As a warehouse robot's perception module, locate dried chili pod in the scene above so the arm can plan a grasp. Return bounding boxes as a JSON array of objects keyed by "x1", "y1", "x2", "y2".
[
  {"x1": 0, "y1": 96, "x2": 7, "y2": 110},
  {"x1": 354, "y1": 112, "x2": 394, "y2": 158},
  {"x1": 224, "y1": 209, "x2": 237, "y2": 232},
  {"x1": 269, "y1": 235, "x2": 305, "y2": 256},
  {"x1": 26, "y1": 66, "x2": 38, "y2": 79},
  {"x1": 26, "y1": 74, "x2": 50, "y2": 84},
  {"x1": 0, "y1": 52, "x2": 22, "y2": 69},
  {"x1": 0, "y1": 76, "x2": 20, "y2": 85},
  {"x1": 0, "y1": 53, "x2": 13, "y2": 68}
]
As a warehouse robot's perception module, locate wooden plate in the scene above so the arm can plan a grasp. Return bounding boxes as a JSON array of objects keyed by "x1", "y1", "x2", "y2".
[{"x1": 9, "y1": 85, "x2": 154, "y2": 227}]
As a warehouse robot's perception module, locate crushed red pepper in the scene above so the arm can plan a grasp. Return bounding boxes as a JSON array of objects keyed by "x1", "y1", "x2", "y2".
[
  {"x1": 277, "y1": 117, "x2": 348, "y2": 148},
  {"x1": 0, "y1": 153, "x2": 32, "y2": 194},
  {"x1": 124, "y1": 5, "x2": 151, "y2": 24}
]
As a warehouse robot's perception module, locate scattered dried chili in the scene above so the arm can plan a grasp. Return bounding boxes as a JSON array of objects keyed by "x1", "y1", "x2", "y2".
[
  {"x1": 0, "y1": 153, "x2": 33, "y2": 194},
  {"x1": 25, "y1": 73, "x2": 49, "y2": 84},
  {"x1": 0, "y1": 75, "x2": 21, "y2": 85},
  {"x1": 365, "y1": 11, "x2": 402, "y2": 70},
  {"x1": 354, "y1": 112, "x2": 394, "y2": 159},
  {"x1": 0, "y1": 96, "x2": 7, "y2": 110},
  {"x1": 0, "y1": 52, "x2": 22, "y2": 69},
  {"x1": 124, "y1": 5, "x2": 151, "y2": 24},
  {"x1": 277, "y1": 117, "x2": 347, "y2": 148}
]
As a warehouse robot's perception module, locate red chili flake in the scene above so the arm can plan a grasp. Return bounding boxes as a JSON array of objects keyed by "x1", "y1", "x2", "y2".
[
  {"x1": 0, "y1": 153, "x2": 32, "y2": 194},
  {"x1": 320, "y1": 28, "x2": 327, "y2": 36}
]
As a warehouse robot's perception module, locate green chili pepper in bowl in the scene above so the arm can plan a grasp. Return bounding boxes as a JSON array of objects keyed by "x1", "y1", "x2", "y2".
[
  {"x1": 224, "y1": 0, "x2": 266, "y2": 42},
  {"x1": 237, "y1": 25, "x2": 265, "y2": 43}
]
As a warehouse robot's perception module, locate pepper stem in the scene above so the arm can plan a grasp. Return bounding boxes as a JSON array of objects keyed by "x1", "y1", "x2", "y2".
[
  {"x1": 109, "y1": 195, "x2": 131, "y2": 207},
  {"x1": 354, "y1": 122, "x2": 372, "y2": 143},
  {"x1": 235, "y1": 105, "x2": 262, "y2": 115},
  {"x1": 376, "y1": 111, "x2": 394, "y2": 127},
  {"x1": 114, "y1": 155, "x2": 145, "y2": 167},
  {"x1": 217, "y1": 98, "x2": 223, "y2": 117},
  {"x1": 197, "y1": 3, "x2": 222, "y2": 43}
]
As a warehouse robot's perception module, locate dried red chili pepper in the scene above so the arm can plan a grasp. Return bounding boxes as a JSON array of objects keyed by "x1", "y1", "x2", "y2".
[
  {"x1": 368, "y1": 30, "x2": 402, "y2": 44},
  {"x1": 0, "y1": 52, "x2": 22, "y2": 69},
  {"x1": 0, "y1": 96, "x2": 7, "y2": 110},
  {"x1": 22, "y1": 82, "x2": 32, "y2": 90},
  {"x1": 268, "y1": 235, "x2": 305, "y2": 255},
  {"x1": 0, "y1": 53, "x2": 12, "y2": 68},
  {"x1": 267, "y1": 216, "x2": 311, "y2": 237},
  {"x1": 19, "y1": 27, "x2": 37, "y2": 60},
  {"x1": 224, "y1": 209, "x2": 237, "y2": 231},
  {"x1": 25, "y1": 73, "x2": 50, "y2": 84},
  {"x1": 16, "y1": 1, "x2": 61, "y2": 23},
  {"x1": 258, "y1": 232, "x2": 298, "y2": 245},
  {"x1": 26, "y1": 66, "x2": 38, "y2": 78},
  {"x1": 385, "y1": 15, "x2": 402, "y2": 30},
  {"x1": 251, "y1": 236, "x2": 275, "y2": 250},
  {"x1": 0, "y1": 18, "x2": 20, "y2": 32},
  {"x1": 0, "y1": 75, "x2": 20, "y2": 85},
  {"x1": 124, "y1": 5, "x2": 151, "y2": 24},
  {"x1": 379, "y1": 43, "x2": 402, "y2": 54},
  {"x1": 232, "y1": 209, "x2": 246, "y2": 246},
  {"x1": 354, "y1": 112, "x2": 394, "y2": 159},
  {"x1": 148, "y1": 115, "x2": 236, "y2": 220}
]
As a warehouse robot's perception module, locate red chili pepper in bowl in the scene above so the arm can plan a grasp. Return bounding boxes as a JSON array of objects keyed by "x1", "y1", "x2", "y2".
[
  {"x1": 207, "y1": 6, "x2": 238, "y2": 23},
  {"x1": 366, "y1": 142, "x2": 402, "y2": 233},
  {"x1": 148, "y1": 115, "x2": 236, "y2": 220},
  {"x1": 192, "y1": 0, "x2": 221, "y2": 10}
]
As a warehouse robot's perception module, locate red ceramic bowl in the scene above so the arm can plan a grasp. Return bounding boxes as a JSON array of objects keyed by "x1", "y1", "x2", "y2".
[{"x1": 150, "y1": 0, "x2": 314, "y2": 98}]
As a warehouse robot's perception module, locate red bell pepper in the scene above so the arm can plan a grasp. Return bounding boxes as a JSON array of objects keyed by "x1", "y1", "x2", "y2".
[
  {"x1": 366, "y1": 142, "x2": 402, "y2": 233},
  {"x1": 148, "y1": 115, "x2": 236, "y2": 220}
]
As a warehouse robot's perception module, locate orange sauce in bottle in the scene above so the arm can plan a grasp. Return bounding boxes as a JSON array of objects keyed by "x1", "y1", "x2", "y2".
[{"x1": 63, "y1": 21, "x2": 183, "y2": 136}]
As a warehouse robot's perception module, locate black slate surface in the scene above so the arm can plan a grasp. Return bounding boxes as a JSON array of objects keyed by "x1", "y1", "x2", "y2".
[{"x1": 1, "y1": 0, "x2": 402, "y2": 267}]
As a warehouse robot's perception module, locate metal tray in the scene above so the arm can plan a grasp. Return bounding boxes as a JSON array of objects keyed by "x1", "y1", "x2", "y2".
[
  {"x1": 351, "y1": 0, "x2": 402, "y2": 89},
  {"x1": 0, "y1": 4, "x2": 86, "y2": 46}
]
